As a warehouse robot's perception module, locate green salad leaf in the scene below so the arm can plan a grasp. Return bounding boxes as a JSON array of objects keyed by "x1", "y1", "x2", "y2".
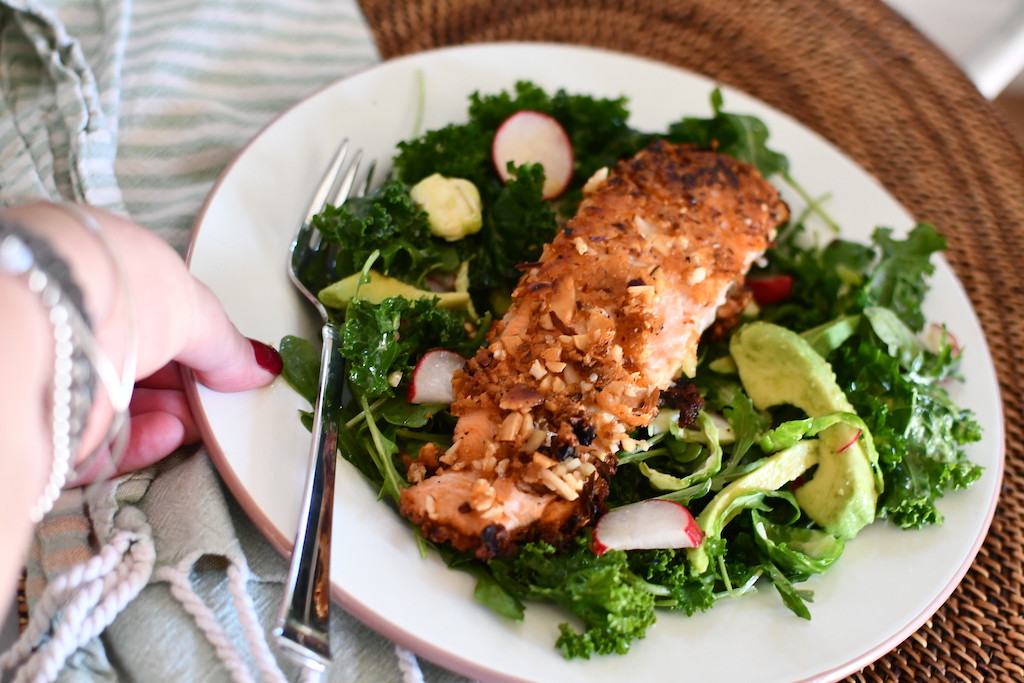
[
  {"x1": 667, "y1": 88, "x2": 789, "y2": 178},
  {"x1": 340, "y1": 295, "x2": 469, "y2": 398},
  {"x1": 488, "y1": 536, "x2": 658, "y2": 658},
  {"x1": 866, "y1": 225, "x2": 947, "y2": 332},
  {"x1": 313, "y1": 179, "x2": 461, "y2": 286}
]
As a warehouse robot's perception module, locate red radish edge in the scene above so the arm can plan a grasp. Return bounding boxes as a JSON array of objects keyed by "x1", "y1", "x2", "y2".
[
  {"x1": 836, "y1": 428, "x2": 863, "y2": 453},
  {"x1": 408, "y1": 349, "x2": 467, "y2": 404},
  {"x1": 924, "y1": 322, "x2": 962, "y2": 358},
  {"x1": 591, "y1": 499, "x2": 703, "y2": 555},
  {"x1": 491, "y1": 110, "x2": 574, "y2": 200},
  {"x1": 748, "y1": 273, "x2": 794, "y2": 306}
]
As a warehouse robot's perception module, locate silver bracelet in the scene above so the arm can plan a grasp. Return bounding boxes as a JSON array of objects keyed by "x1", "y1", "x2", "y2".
[
  {"x1": 56, "y1": 202, "x2": 136, "y2": 484},
  {"x1": 0, "y1": 218, "x2": 96, "y2": 522}
]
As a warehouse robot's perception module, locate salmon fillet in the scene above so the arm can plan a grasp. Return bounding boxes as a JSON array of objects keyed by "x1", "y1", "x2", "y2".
[{"x1": 399, "y1": 140, "x2": 789, "y2": 559}]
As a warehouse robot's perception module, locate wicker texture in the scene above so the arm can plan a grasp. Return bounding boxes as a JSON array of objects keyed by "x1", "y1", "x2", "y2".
[{"x1": 358, "y1": 0, "x2": 1024, "y2": 679}]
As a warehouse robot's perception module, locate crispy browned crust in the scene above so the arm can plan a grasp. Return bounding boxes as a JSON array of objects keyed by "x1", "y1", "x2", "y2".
[{"x1": 399, "y1": 140, "x2": 788, "y2": 559}]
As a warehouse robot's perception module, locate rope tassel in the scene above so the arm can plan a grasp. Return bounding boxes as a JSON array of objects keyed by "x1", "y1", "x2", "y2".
[{"x1": 0, "y1": 528, "x2": 155, "y2": 683}]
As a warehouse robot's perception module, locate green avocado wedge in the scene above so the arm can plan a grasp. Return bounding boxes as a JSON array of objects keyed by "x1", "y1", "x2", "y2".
[
  {"x1": 729, "y1": 321, "x2": 880, "y2": 540},
  {"x1": 688, "y1": 439, "x2": 819, "y2": 574},
  {"x1": 318, "y1": 269, "x2": 470, "y2": 311}
]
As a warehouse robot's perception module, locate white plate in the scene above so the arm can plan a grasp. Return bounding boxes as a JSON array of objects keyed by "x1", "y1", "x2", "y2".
[{"x1": 187, "y1": 43, "x2": 1004, "y2": 683}]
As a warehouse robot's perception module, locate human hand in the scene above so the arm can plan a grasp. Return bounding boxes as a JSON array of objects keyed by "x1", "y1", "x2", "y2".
[{"x1": 2, "y1": 202, "x2": 282, "y2": 480}]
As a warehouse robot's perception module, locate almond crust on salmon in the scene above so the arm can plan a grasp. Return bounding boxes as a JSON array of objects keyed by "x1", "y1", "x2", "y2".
[{"x1": 399, "y1": 140, "x2": 789, "y2": 559}]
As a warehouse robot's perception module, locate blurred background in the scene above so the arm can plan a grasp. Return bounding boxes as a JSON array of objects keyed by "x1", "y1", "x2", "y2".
[{"x1": 888, "y1": 0, "x2": 1024, "y2": 139}]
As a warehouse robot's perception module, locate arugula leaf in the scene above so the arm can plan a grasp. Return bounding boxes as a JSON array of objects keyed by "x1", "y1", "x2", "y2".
[
  {"x1": 355, "y1": 395, "x2": 409, "y2": 503},
  {"x1": 761, "y1": 561, "x2": 813, "y2": 620},
  {"x1": 666, "y1": 88, "x2": 789, "y2": 177},
  {"x1": 700, "y1": 373, "x2": 768, "y2": 487},
  {"x1": 425, "y1": 543, "x2": 528, "y2": 621},
  {"x1": 761, "y1": 229, "x2": 876, "y2": 332}
]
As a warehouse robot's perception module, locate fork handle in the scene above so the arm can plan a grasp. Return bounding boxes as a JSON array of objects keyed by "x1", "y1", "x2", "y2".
[{"x1": 274, "y1": 320, "x2": 345, "y2": 670}]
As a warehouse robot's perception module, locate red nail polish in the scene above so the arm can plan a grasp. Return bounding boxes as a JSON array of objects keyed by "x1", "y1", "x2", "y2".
[{"x1": 249, "y1": 338, "x2": 283, "y2": 376}]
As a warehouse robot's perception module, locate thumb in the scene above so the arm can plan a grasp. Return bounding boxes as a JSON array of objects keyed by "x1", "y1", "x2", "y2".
[{"x1": 177, "y1": 280, "x2": 283, "y2": 391}]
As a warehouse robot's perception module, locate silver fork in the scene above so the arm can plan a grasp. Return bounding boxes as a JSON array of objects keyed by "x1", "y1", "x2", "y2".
[{"x1": 274, "y1": 140, "x2": 378, "y2": 681}]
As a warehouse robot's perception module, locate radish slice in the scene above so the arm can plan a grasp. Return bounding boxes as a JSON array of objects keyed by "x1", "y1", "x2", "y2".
[
  {"x1": 492, "y1": 110, "x2": 574, "y2": 199},
  {"x1": 922, "y1": 322, "x2": 961, "y2": 358},
  {"x1": 591, "y1": 499, "x2": 704, "y2": 555},
  {"x1": 748, "y1": 273, "x2": 794, "y2": 305},
  {"x1": 836, "y1": 428, "x2": 863, "y2": 453},
  {"x1": 408, "y1": 349, "x2": 466, "y2": 404}
]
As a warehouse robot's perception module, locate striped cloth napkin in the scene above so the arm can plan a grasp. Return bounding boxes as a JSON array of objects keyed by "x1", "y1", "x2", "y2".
[{"x1": 0, "y1": 1, "x2": 470, "y2": 681}]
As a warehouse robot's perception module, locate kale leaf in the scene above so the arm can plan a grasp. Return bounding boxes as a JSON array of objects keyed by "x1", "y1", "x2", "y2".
[
  {"x1": 394, "y1": 121, "x2": 492, "y2": 187},
  {"x1": 864, "y1": 224, "x2": 947, "y2": 332},
  {"x1": 467, "y1": 80, "x2": 649, "y2": 186},
  {"x1": 340, "y1": 296, "x2": 469, "y2": 398},
  {"x1": 834, "y1": 337, "x2": 982, "y2": 527},
  {"x1": 472, "y1": 163, "x2": 558, "y2": 298},
  {"x1": 314, "y1": 179, "x2": 461, "y2": 285},
  {"x1": 488, "y1": 536, "x2": 658, "y2": 659}
]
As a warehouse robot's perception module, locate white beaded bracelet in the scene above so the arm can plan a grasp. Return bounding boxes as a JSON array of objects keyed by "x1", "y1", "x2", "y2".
[
  {"x1": 1, "y1": 203, "x2": 136, "y2": 520},
  {"x1": 0, "y1": 219, "x2": 96, "y2": 522}
]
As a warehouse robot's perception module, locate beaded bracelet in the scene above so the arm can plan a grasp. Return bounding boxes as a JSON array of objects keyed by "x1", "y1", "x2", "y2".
[
  {"x1": 1, "y1": 203, "x2": 137, "y2": 520},
  {"x1": 0, "y1": 218, "x2": 96, "y2": 522}
]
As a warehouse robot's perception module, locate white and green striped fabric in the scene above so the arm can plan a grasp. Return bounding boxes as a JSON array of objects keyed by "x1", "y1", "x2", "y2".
[
  {"x1": 0, "y1": 0, "x2": 379, "y2": 250},
  {"x1": 0, "y1": 2, "x2": 473, "y2": 681}
]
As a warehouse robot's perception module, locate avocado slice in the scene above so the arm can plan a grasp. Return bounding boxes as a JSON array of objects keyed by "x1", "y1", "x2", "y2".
[
  {"x1": 318, "y1": 270, "x2": 470, "y2": 311},
  {"x1": 729, "y1": 321, "x2": 879, "y2": 540},
  {"x1": 688, "y1": 439, "x2": 819, "y2": 573}
]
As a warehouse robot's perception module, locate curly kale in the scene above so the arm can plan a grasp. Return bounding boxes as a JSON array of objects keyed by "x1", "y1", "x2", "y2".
[
  {"x1": 312, "y1": 178, "x2": 461, "y2": 286},
  {"x1": 488, "y1": 536, "x2": 658, "y2": 658}
]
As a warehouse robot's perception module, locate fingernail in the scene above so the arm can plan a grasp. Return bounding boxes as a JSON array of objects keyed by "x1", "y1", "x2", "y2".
[{"x1": 249, "y1": 338, "x2": 283, "y2": 376}]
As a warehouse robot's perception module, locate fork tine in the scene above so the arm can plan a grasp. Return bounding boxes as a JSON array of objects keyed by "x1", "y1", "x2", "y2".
[
  {"x1": 290, "y1": 141, "x2": 393, "y2": 306},
  {"x1": 355, "y1": 159, "x2": 379, "y2": 198},
  {"x1": 327, "y1": 148, "x2": 363, "y2": 207},
  {"x1": 291, "y1": 140, "x2": 358, "y2": 280},
  {"x1": 304, "y1": 139, "x2": 351, "y2": 225}
]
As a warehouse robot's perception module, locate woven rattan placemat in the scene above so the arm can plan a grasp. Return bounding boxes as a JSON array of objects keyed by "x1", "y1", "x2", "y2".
[{"x1": 359, "y1": 0, "x2": 1024, "y2": 679}]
